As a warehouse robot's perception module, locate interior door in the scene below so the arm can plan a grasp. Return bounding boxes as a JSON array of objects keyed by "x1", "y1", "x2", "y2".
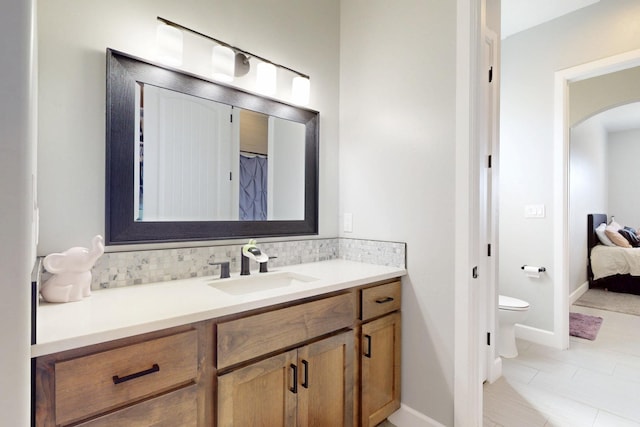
[
  {"x1": 480, "y1": 28, "x2": 499, "y2": 383},
  {"x1": 142, "y1": 85, "x2": 233, "y2": 221}
]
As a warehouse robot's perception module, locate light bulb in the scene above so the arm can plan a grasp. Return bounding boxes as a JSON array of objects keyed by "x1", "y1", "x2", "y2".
[
  {"x1": 212, "y1": 45, "x2": 235, "y2": 82},
  {"x1": 291, "y1": 76, "x2": 310, "y2": 106},
  {"x1": 155, "y1": 23, "x2": 183, "y2": 67},
  {"x1": 256, "y1": 62, "x2": 277, "y2": 95}
]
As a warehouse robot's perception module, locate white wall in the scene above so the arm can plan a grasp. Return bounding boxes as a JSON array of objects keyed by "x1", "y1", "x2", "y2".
[
  {"x1": 340, "y1": 1, "x2": 457, "y2": 424},
  {"x1": 608, "y1": 128, "x2": 640, "y2": 226},
  {"x1": 500, "y1": 0, "x2": 640, "y2": 332},
  {"x1": 569, "y1": 119, "x2": 608, "y2": 294},
  {"x1": 0, "y1": 0, "x2": 37, "y2": 424},
  {"x1": 37, "y1": 0, "x2": 340, "y2": 255}
]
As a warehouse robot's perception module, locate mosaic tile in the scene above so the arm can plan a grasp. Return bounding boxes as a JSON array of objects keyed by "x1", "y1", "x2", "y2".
[{"x1": 38, "y1": 238, "x2": 405, "y2": 291}]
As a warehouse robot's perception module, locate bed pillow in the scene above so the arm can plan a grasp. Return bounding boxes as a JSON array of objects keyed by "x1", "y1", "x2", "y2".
[
  {"x1": 619, "y1": 228, "x2": 640, "y2": 247},
  {"x1": 596, "y1": 223, "x2": 616, "y2": 246},
  {"x1": 609, "y1": 219, "x2": 622, "y2": 231},
  {"x1": 605, "y1": 228, "x2": 632, "y2": 248}
]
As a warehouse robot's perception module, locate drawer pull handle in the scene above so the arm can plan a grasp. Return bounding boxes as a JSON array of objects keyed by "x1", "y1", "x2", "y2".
[
  {"x1": 289, "y1": 364, "x2": 298, "y2": 394},
  {"x1": 375, "y1": 297, "x2": 394, "y2": 304},
  {"x1": 364, "y1": 335, "x2": 372, "y2": 358},
  {"x1": 301, "y1": 360, "x2": 309, "y2": 389},
  {"x1": 112, "y1": 363, "x2": 160, "y2": 385}
]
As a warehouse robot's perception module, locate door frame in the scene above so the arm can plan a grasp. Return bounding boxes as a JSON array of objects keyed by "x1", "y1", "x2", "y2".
[
  {"x1": 482, "y1": 27, "x2": 500, "y2": 384},
  {"x1": 553, "y1": 48, "x2": 640, "y2": 350},
  {"x1": 454, "y1": 0, "x2": 484, "y2": 424}
]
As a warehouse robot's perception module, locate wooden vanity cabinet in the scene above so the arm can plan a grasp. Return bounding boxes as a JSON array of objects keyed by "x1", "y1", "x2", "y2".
[
  {"x1": 34, "y1": 277, "x2": 403, "y2": 427},
  {"x1": 34, "y1": 322, "x2": 213, "y2": 427},
  {"x1": 359, "y1": 281, "x2": 402, "y2": 427},
  {"x1": 216, "y1": 292, "x2": 356, "y2": 427}
]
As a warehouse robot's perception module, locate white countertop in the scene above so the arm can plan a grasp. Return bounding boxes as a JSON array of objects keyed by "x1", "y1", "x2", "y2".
[{"x1": 32, "y1": 259, "x2": 406, "y2": 358}]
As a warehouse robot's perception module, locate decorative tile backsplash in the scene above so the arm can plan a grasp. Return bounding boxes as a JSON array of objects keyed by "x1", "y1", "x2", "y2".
[
  {"x1": 40, "y1": 238, "x2": 405, "y2": 291},
  {"x1": 339, "y1": 238, "x2": 406, "y2": 268}
]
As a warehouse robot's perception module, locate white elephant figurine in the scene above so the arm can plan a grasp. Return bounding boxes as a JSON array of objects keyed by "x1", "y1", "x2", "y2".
[{"x1": 40, "y1": 235, "x2": 105, "y2": 303}]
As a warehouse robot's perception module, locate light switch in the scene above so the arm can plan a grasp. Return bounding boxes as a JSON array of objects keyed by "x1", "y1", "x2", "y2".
[
  {"x1": 343, "y1": 213, "x2": 353, "y2": 233},
  {"x1": 525, "y1": 204, "x2": 545, "y2": 219}
]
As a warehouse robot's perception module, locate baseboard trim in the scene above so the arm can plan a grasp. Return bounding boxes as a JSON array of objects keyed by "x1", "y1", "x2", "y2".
[
  {"x1": 487, "y1": 356, "x2": 502, "y2": 383},
  {"x1": 515, "y1": 323, "x2": 557, "y2": 348},
  {"x1": 570, "y1": 281, "x2": 589, "y2": 305},
  {"x1": 387, "y1": 404, "x2": 446, "y2": 427}
]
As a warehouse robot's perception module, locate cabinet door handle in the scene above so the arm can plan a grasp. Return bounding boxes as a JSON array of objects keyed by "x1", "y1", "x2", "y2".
[
  {"x1": 112, "y1": 363, "x2": 160, "y2": 385},
  {"x1": 289, "y1": 363, "x2": 298, "y2": 394},
  {"x1": 301, "y1": 360, "x2": 309, "y2": 389},
  {"x1": 375, "y1": 297, "x2": 394, "y2": 304},
  {"x1": 364, "y1": 335, "x2": 372, "y2": 358}
]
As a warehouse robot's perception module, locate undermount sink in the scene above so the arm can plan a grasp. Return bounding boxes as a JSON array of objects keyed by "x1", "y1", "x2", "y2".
[{"x1": 208, "y1": 271, "x2": 319, "y2": 295}]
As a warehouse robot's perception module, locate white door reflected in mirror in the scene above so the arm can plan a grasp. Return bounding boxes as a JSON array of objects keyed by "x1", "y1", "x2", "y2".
[{"x1": 134, "y1": 83, "x2": 306, "y2": 222}]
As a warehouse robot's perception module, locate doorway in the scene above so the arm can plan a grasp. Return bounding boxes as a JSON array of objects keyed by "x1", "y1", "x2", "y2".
[{"x1": 554, "y1": 48, "x2": 640, "y2": 348}]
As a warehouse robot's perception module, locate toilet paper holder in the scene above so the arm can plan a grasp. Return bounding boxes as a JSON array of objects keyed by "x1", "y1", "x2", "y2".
[{"x1": 521, "y1": 265, "x2": 546, "y2": 273}]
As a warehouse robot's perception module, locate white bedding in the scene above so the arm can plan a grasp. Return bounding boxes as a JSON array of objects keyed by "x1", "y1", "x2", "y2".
[{"x1": 591, "y1": 244, "x2": 640, "y2": 279}]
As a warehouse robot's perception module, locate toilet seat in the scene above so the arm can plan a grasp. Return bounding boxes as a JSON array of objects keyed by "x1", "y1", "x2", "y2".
[{"x1": 499, "y1": 295, "x2": 529, "y2": 311}]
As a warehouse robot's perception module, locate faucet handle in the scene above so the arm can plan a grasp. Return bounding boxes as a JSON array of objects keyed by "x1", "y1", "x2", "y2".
[
  {"x1": 209, "y1": 261, "x2": 230, "y2": 279},
  {"x1": 259, "y1": 256, "x2": 277, "y2": 273}
]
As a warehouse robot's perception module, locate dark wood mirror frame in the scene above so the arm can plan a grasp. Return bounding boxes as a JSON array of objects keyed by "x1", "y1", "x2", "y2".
[{"x1": 106, "y1": 49, "x2": 319, "y2": 245}]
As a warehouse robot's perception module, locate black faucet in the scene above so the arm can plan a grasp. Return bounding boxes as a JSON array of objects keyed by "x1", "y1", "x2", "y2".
[
  {"x1": 240, "y1": 248, "x2": 251, "y2": 276},
  {"x1": 240, "y1": 240, "x2": 268, "y2": 275}
]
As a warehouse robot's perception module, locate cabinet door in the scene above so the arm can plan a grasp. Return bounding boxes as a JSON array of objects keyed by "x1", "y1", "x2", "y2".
[
  {"x1": 297, "y1": 331, "x2": 354, "y2": 427},
  {"x1": 361, "y1": 312, "x2": 401, "y2": 427},
  {"x1": 218, "y1": 350, "x2": 297, "y2": 427}
]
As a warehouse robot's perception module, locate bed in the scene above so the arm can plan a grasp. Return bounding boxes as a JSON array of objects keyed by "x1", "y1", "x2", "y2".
[{"x1": 588, "y1": 213, "x2": 640, "y2": 295}]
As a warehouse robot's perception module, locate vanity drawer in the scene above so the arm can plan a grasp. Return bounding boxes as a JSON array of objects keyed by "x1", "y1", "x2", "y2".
[
  {"x1": 361, "y1": 281, "x2": 401, "y2": 321},
  {"x1": 75, "y1": 385, "x2": 198, "y2": 427},
  {"x1": 55, "y1": 330, "x2": 198, "y2": 425},
  {"x1": 217, "y1": 293, "x2": 355, "y2": 369}
]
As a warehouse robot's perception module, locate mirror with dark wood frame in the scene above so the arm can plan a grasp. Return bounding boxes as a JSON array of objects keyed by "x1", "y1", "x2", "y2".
[{"x1": 106, "y1": 49, "x2": 319, "y2": 245}]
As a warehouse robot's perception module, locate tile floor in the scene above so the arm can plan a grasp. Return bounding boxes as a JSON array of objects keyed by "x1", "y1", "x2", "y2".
[{"x1": 484, "y1": 304, "x2": 640, "y2": 426}]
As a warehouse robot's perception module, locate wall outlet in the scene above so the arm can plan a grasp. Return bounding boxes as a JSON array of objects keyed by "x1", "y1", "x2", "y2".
[
  {"x1": 525, "y1": 204, "x2": 545, "y2": 219},
  {"x1": 343, "y1": 213, "x2": 353, "y2": 233}
]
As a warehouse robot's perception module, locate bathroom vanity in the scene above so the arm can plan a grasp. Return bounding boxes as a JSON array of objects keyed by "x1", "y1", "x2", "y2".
[{"x1": 32, "y1": 260, "x2": 404, "y2": 426}]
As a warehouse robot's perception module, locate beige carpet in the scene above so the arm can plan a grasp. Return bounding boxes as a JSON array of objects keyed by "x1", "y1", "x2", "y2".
[{"x1": 574, "y1": 288, "x2": 640, "y2": 316}]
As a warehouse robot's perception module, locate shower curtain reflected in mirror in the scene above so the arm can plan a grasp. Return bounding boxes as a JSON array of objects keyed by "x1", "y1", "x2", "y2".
[{"x1": 239, "y1": 154, "x2": 268, "y2": 220}]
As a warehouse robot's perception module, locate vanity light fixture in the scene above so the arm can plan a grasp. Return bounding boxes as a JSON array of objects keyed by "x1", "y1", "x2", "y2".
[
  {"x1": 156, "y1": 17, "x2": 310, "y2": 105},
  {"x1": 155, "y1": 21, "x2": 183, "y2": 66}
]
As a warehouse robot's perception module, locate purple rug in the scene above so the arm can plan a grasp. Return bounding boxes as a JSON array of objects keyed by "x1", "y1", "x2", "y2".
[{"x1": 569, "y1": 312, "x2": 603, "y2": 341}]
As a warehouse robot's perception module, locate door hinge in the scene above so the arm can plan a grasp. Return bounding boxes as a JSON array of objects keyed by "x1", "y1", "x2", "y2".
[
  {"x1": 488, "y1": 155, "x2": 492, "y2": 168},
  {"x1": 487, "y1": 243, "x2": 491, "y2": 257},
  {"x1": 488, "y1": 66, "x2": 493, "y2": 83},
  {"x1": 487, "y1": 332, "x2": 491, "y2": 346},
  {"x1": 229, "y1": 172, "x2": 232, "y2": 181},
  {"x1": 230, "y1": 113, "x2": 233, "y2": 123},
  {"x1": 472, "y1": 266, "x2": 478, "y2": 279}
]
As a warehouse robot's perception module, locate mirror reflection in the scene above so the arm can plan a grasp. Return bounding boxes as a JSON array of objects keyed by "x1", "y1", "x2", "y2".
[
  {"x1": 135, "y1": 83, "x2": 306, "y2": 222},
  {"x1": 106, "y1": 49, "x2": 318, "y2": 244}
]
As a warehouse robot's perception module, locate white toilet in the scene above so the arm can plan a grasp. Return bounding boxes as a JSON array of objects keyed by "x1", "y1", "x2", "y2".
[{"x1": 498, "y1": 295, "x2": 530, "y2": 358}]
